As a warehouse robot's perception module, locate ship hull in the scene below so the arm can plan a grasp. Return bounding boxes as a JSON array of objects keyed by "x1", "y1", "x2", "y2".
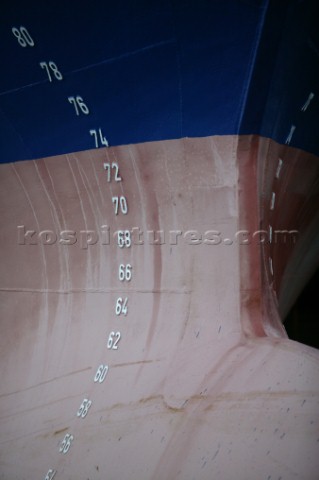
[{"x1": 1, "y1": 135, "x2": 318, "y2": 479}]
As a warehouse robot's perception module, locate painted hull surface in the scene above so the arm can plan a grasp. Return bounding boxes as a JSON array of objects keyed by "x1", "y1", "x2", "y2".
[
  {"x1": 1, "y1": 136, "x2": 319, "y2": 479},
  {"x1": 1, "y1": 0, "x2": 319, "y2": 479}
]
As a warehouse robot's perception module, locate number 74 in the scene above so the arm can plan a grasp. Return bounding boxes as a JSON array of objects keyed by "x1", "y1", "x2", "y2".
[{"x1": 90, "y1": 128, "x2": 109, "y2": 147}]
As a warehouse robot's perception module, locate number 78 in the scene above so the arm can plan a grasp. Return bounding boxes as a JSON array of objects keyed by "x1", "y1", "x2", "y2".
[{"x1": 40, "y1": 61, "x2": 63, "y2": 82}]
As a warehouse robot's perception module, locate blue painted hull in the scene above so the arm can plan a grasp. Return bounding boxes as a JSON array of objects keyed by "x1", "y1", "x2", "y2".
[{"x1": 1, "y1": 0, "x2": 318, "y2": 162}]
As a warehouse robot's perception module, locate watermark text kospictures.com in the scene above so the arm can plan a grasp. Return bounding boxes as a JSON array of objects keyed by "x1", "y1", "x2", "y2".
[{"x1": 17, "y1": 225, "x2": 299, "y2": 249}]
